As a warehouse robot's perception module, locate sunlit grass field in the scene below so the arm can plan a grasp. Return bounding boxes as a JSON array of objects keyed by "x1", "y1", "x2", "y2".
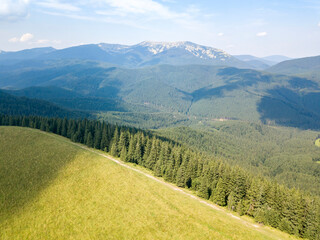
[
  {"x1": 0, "y1": 127, "x2": 298, "y2": 239},
  {"x1": 316, "y1": 138, "x2": 320, "y2": 147}
]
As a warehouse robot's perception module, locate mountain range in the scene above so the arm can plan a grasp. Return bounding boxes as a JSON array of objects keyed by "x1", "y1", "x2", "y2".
[
  {"x1": 0, "y1": 41, "x2": 248, "y2": 68},
  {"x1": 1, "y1": 41, "x2": 320, "y2": 130},
  {"x1": 234, "y1": 55, "x2": 292, "y2": 70}
]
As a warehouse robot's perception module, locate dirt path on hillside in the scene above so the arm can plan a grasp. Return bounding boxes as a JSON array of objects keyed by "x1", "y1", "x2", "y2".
[
  {"x1": 73, "y1": 143, "x2": 265, "y2": 229},
  {"x1": 40, "y1": 131, "x2": 270, "y2": 235}
]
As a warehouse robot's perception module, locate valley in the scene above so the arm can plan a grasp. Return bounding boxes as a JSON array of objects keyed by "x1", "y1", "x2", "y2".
[{"x1": 1, "y1": 41, "x2": 320, "y2": 239}]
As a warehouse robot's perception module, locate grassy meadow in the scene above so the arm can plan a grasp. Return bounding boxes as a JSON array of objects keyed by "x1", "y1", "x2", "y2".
[{"x1": 0, "y1": 126, "x2": 299, "y2": 239}]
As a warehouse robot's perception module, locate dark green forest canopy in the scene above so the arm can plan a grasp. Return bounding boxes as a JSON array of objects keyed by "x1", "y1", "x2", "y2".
[
  {"x1": 1, "y1": 114, "x2": 319, "y2": 239},
  {"x1": 0, "y1": 90, "x2": 88, "y2": 119},
  {"x1": 2, "y1": 61, "x2": 320, "y2": 130},
  {"x1": 156, "y1": 122, "x2": 320, "y2": 196}
]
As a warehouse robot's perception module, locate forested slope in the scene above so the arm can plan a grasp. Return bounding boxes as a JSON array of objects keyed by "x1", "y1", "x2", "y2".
[
  {"x1": 157, "y1": 122, "x2": 320, "y2": 195},
  {"x1": 0, "y1": 90, "x2": 87, "y2": 118}
]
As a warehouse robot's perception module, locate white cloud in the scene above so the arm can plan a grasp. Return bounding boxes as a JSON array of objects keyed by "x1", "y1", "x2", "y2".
[
  {"x1": 102, "y1": 0, "x2": 185, "y2": 19},
  {"x1": 38, "y1": 0, "x2": 205, "y2": 31},
  {"x1": 0, "y1": 0, "x2": 30, "y2": 21},
  {"x1": 36, "y1": 39, "x2": 50, "y2": 44},
  {"x1": 217, "y1": 32, "x2": 224, "y2": 37},
  {"x1": 94, "y1": 0, "x2": 205, "y2": 30},
  {"x1": 20, "y1": 33, "x2": 34, "y2": 42},
  {"x1": 318, "y1": 22, "x2": 320, "y2": 27},
  {"x1": 36, "y1": 1, "x2": 81, "y2": 12},
  {"x1": 256, "y1": 32, "x2": 267, "y2": 37},
  {"x1": 8, "y1": 33, "x2": 34, "y2": 43},
  {"x1": 36, "y1": 39, "x2": 61, "y2": 44},
  {"x1": 9, "y1": 37, "x2": 19, "y2": 42}
]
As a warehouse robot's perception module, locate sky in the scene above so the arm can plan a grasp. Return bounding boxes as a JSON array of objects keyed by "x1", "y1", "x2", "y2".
[{"x1": 1, "y1": 0, "x2": 320, "y2": 58}]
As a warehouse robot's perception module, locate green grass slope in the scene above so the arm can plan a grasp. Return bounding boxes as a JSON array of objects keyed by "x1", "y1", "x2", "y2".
[{"x1": 0, "y1": 127, "x2": 297, "y2": 240}]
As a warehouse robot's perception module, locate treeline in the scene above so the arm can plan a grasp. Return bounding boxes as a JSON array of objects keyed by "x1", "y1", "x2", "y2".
[{"x1": 0, "y1": 114, "x2": 319, "y2": 239}]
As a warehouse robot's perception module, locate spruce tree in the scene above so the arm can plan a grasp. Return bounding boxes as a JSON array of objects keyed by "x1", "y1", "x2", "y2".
[
  {"x1": 86, "y1": 132, "x2": 93, "y2": 147},
  {"x1": 213, "y1": 178, "x2": 227, "y2": 206},
  {"x1": 120, "y1": 145, "x2": 128, "y2": 162}
]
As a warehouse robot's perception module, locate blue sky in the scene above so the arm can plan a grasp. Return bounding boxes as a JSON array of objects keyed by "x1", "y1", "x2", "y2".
[{"x1": 1, "y1": 0, "x2": 320, "y2": 57}]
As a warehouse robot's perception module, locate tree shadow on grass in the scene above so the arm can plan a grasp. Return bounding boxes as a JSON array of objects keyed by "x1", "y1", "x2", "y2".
[{"x1": 0, "y1": 127, "x2": 83, "y2": 224}]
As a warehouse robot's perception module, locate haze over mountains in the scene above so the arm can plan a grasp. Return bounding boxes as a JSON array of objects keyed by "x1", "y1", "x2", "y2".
[
  {"x1": 0, "y1": 41, "x2": 320, "y2": 130},
  {"x1": 0, "y1": 41, "x2": 247, "y2": 68},
  {"x1": 0, "y1": 41, "x2": 291, "y2": 70},
  {"x1": 234, "y1": 55, "x2": 292, "y2": 70}
]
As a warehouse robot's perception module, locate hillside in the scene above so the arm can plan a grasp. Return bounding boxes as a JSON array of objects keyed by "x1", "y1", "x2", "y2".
[
  {"x1": 2, "y1": 61, "x2": 320, "y2": 129},
  {"x1": 156, "y1": 121, "x2": 320, "y2": 195},
  {"x1": 267, "y1": 55, "x2": 320, "y2": 75},
  {"x1": 234, "y1": 55, "x2": 273, "y2": 69},
  {"x1": 0, "y1": 126, "x2": 298, "y2": 240},
  {"x1": 0, "y1": 90, "x2": 87, "y2": 118}
]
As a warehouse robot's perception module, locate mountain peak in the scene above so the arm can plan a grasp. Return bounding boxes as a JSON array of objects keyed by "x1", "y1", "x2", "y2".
[
  {"x1": 97, "y1": 43, "x2": 129, "y2": 52},
  {"x1": 135, "y1": 41, "x2": 231, "y2": 60}
]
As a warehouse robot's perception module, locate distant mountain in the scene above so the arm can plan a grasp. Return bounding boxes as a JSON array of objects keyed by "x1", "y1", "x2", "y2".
[
  {"x1": 262, "y1": 55, "x2": 292, "y2": 63},
  {"x1": 234, "y1": 54, "x2": 292, "y2": 69},
  {"x1": 245, "y1": 60, "x2": 270, "y2": 70},
  {"x1": 233, "y1": 55, "x2": 271, "y2": 70},
  {"x1": 0, "y1": 47, "x2": 55, "y2": 64},
  {"x1": 1, "y1": 42, "x2": 250, "y2": 68},
  {"x1": 267, "y1": 55, "x2": 320, "y2": 75}
]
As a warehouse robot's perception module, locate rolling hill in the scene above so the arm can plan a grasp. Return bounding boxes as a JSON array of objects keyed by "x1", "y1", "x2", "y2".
[
  {"x1": 267, "y1": 55, "x2": 320, "y2": 75},
  {"x1": 0, "y1": 126, "x2": 298, "y2": 240},
  {"x1": 2, "y1": 60, "x2": 320, "y2": 129},
  {"x1": 234, "y1": 55, "x2": 273, "y2": 70},
  {"x1": 234, "y1": 55, "x2": 292, "y2": 70},
  {"x1": 0, "y1": 47, "x2": 55, "y2": 65}
]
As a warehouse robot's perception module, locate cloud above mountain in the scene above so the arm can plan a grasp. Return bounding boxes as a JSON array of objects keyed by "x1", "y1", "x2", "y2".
[
  {"x1": 9, "y1": 33, "x2": 33, "y2": 42},
  {"x1": 0, "y1": 0, "x2": 30, "y2": 21},
  {"x1": 256, "y1": 32, "x2": 267, "y2": 37}
]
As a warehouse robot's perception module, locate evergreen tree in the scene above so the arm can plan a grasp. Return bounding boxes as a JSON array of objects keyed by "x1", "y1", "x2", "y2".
[
  {"x1": 110, "y1": 142, "x2": 118, "y2": 157},
  {"x1": 127, "y1": 135, "x2": 136, "y2": 163},
  {"x1": 100, "y1": 124, "x2": 109, "y2": 151},
  {"x1": 86, "y1": 132, "x2": 93, "y2": 147},
  {"x1": 176, "y1": 159, "x2": 187, "y2": 187},
  {"x1": 94, "y1": 127, "x2": 102, "y2": 149},
  {"x1": 120, "y1": 145, "x2": 128, "y2": 162},
  {"x1": 146, "y1": 138, "x2": 158, "y2": 170},
  {"x1": 134, "y1": 135, "x2": 142, "y2": 164},
  {"x1": 213, "y1": 178, "x2": 227, "y2": 206}
]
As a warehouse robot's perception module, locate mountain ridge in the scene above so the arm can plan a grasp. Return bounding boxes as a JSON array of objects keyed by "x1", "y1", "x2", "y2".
[{"x1": 0, "y1": 41, "x2": 250, "y2": 68}]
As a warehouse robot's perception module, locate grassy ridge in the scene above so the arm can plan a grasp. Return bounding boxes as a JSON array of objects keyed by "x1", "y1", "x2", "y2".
[{"x1": 0, "y1": 127, "x2": 298, "y2": 239}]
